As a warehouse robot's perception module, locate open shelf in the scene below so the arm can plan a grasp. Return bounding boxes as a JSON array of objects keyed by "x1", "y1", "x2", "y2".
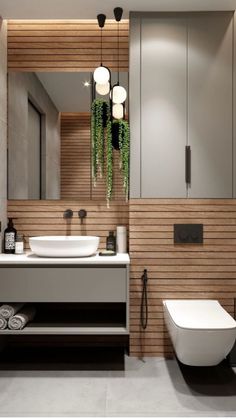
[
  {"x1": 0, "y1": 325, "x2": 128, "y2": 335},
  {"x1": 0, "y1": 302, "x2": 128, "y2": 336}
]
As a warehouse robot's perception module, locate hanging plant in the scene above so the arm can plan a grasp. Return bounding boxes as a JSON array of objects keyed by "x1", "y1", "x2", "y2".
[
  {"x1": 112, "y1": 119, "x2": 130, "y2": 201},
  {"x1": 91, "y1": 99, "x2": 110, "y2": 184},
  {"x1": 106, "y1": 120, "x2": 113, "y2": 206},
  {"x1": 111, "y1": 121, "x2": 120, "y2": 150}
]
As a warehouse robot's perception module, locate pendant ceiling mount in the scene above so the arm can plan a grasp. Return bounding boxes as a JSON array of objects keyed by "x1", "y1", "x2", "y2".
[
  {"x1": 114, "y1": 7, "x2": 123, "y2": 22},
  {"x1": 97, "y1": 14, "x2": 106, "y2": 28}
]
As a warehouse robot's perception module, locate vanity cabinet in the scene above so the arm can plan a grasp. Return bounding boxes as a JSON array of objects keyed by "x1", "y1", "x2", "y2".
[
  {"x1": 0, "y1": 255, "x2": 130, "y2": 336},
  {"x1": 0, "y1": 267, "x2": 127, "y2": 303},
  {"x1": 130, "y1": 12, "x2": 234, "y2": 198}
]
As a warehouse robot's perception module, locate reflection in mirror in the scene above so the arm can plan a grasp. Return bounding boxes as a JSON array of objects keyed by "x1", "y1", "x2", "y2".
[{"x1": 7, "y1": 71, "x2": 128, "y2": 200}]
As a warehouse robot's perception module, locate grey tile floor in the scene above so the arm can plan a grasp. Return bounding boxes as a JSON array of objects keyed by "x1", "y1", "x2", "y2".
[{"x1": 0, "y1": 356, "x2": 236, "y2": 416}]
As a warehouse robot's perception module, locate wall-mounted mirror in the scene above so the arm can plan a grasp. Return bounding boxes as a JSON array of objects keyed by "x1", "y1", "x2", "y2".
[{"x1": 7, "y1": 71, "x2": 128, "y2": 200}]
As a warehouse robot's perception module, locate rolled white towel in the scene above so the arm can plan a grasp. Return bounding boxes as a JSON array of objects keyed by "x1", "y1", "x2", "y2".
[
  {"x1": 0, "y1": 303, "x2": 24, "y2": 319},
  {"x1": 0, "y1": 315, "x2": 7, "y2": 330},
  {"x1": 8, "y1": 306, "x2": 36, "y2": 330}
]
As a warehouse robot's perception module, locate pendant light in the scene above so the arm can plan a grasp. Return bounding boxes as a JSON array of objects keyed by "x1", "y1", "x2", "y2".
[
  {"x1": 112, "y1": 103, "x2": 124, "y2": 119},
  {"x1": 111, "y1": 7, "x2": 127, "y2": 119},
  {"x1": 112, "y1": 85, "x2": 127, "y2": 104},
  {"x1": 94, "y1": 14, "x2": 110, "y2": 91},
  {"x1": 96, "y1": 82, "x2": 110, "y2": 95}
]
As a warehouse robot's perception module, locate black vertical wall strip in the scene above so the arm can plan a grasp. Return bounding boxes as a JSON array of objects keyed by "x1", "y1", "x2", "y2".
[
  {"x1": 185, "y1": 145, "x2": 191, "y2": 184},
  {"x1": 140, "y1": 269, "x2": 148, "y2": 330}
]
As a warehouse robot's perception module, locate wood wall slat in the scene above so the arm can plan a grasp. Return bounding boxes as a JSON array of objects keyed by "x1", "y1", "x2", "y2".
[
  {"x1": 60, "y1": 113, "x2": 90, "y2": 199},
  {"x1": 7, "y1": 200, "x2": 129, "y2": 250},
  {"x1": 7, "y1": 20, "x2": 129, "y2": 72},
  {"x1": 129, "y1": 199, "x2": 236, "y2": 357}
]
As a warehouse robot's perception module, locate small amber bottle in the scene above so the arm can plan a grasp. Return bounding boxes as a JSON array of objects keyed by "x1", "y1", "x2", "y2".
[{"x1": 106, "y1": 231, "x2": 116, "y2": 252}]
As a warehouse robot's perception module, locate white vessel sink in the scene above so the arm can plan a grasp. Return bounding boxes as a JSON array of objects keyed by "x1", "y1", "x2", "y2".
[{"x1": 29, "y1": 236, "x2": 100, "y2": 257}]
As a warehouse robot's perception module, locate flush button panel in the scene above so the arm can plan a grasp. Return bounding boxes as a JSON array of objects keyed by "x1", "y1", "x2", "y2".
[{"x1": 174, "y1": 224, "x2": 203, "y2": 244}]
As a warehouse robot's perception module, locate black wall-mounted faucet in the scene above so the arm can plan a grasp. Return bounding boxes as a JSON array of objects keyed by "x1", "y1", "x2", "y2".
[
  {"x1": 63, "y1": 209, "x2": 73, "y2": 219},
  {"x1": 78, "y1": 209, "x2": 87, "y2": 224}
]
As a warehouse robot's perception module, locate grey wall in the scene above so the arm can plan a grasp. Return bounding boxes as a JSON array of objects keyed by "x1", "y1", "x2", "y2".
[
  {"x1": 8, "y1": 72, "x2": 60, "y2": 199},
  {"x1": 0, "y1": 20, "x2": 7, "y2": 245}
]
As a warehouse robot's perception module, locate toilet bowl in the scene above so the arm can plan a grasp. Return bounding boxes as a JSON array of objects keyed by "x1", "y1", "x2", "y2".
[{"x1": 163, "y1": 299, "x2": 236, "y2": 366}]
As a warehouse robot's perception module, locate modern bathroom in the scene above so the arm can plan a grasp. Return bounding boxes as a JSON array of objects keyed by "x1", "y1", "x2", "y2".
[{"x1": 0, "y1": 0, "x2": 236, "y2": 417}]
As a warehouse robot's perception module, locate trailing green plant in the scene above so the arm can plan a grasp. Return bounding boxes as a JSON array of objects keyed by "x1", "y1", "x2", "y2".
[
  {"x1": 112, "y1": 119, "x2": 130, "y2": 201},
  {"x1": 106, "y1": 120, "x2": 113, "y2": 206},
  {"x1": 91, "y1": 99, "x2": 129, "y2": 205},
  {"x1": 91, "y1": 99, "x2": 109, "y2": 185}
]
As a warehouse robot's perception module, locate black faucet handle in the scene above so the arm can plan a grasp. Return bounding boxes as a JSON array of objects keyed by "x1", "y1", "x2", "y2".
[
  {"x1": 78, "y1": 209, "x2": 87, "y2": 223},
  {"x1": 63, "y1": 209, "x2": 73, "y2": 219}
]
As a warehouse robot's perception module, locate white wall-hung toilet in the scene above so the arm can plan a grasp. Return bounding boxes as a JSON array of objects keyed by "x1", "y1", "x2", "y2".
[{"x1": 163, "y1": 300, "x2": 236, "y2": 366}]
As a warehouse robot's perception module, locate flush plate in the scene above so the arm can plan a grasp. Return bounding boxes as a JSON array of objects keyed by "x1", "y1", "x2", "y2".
[{"x1": 174, "y1": 224, "x2": 203, "y2": 244}]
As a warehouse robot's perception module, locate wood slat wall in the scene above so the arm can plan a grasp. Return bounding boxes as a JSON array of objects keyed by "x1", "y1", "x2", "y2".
[
  {"x1": 61, "y1": 113, "x2": 91, "y2": 199},
  {"x1": 60, "y1": 112, "x2": 126, "y2": 201},
  {"x1": 8, "y1": 198, "x2": 236, "y2": 357},
  {"x1": 129, "y1": 199, "x2": 236, "y2": 357},
  {"x1": 7, "y1": 20, "x2": 129, "y2": 71},
  {"x1": 7, "y1": 200, "x2": 129, "y2": 250}
]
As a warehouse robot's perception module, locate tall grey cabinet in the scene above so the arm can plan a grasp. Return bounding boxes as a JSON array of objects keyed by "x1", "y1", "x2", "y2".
[{"x1": 130, "y1": 12, "x2": 234, "y2": 198}]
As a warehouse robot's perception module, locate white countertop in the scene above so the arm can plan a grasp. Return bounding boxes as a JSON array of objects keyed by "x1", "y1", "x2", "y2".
[{"x1": 0, "y1": 252, "x2": 130, "y2": 266}]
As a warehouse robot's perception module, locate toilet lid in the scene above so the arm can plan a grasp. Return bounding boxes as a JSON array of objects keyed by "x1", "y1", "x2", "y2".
[{"x1": 163, "y1": 300, "x2": 236, "y2": 330}]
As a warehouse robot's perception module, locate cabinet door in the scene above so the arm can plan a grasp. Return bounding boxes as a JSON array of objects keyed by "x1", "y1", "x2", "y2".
[
  {"x1": 141, "y1": 17, "x2": 187, "y2": 198},
  {"x1": 188, "y1": 12, "x2": 233, "y2": 198},
  {"x1": 0, "y1": 267, "x2": 127, "y2": 302}
]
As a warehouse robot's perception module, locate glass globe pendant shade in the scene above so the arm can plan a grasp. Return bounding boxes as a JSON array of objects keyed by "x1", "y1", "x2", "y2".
[
  {"x1": 93, "y1": 66, "x2": 110, "y2": 84},
  {"x1": 112, "y1": 85, "x2": 127, "y2": 104},
  {"x1": 95, "y1": 82, "x2": 110, "y2": 96},
  {"x1": 112, "y1": 103, "x2": 124, "y2": 119}
]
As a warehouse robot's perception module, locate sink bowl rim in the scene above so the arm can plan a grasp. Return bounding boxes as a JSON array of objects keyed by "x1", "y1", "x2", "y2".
[{"x1": 29, "y1": 236, "x2": 99, "y2": 241}]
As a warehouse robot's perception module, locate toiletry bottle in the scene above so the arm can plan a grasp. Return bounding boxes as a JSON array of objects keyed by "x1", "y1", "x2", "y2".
[
  {"x1": 4, "y1": 218, "x2": 17, "y2": 254},
  {"x1": 15, "y1": 233, "x2": 24, "y2": 255},
  {"x1": 106, "y1": 231, "x2": 116, "y2": 252},
  {"x1": 116, "y1": 226, "x2": 127, "y2": 253}
]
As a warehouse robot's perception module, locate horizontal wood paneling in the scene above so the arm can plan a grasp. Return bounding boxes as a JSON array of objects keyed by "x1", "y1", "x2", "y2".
[
  {"x1": 129, "y1": 199, "x2": 236, "y2": 357},
  {"x1": 60, "y1": 112, "x2": 126, "y2": 201},
  {"x1": 7, "y1": 200, "x2": 129, "y2": 250},
  {"x1": 61, "y1": 113, "x2": 91, "y2": 199},
  {"x1": 7, "y1": 197, "x2": 236, "y2": 358},
  {"x1": 7, "y1": 20, "x2": 129, "y2": 71}
]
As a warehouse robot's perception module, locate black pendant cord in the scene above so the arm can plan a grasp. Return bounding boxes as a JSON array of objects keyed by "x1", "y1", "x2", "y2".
[
  {"x1": 97, "y1": 13, "x2": 106, "y2": 66},
  {"x1": 140, "y1": 269, "x2": 148, "y2": 330},
  {"x1": 100, "y1": 26, "x2": 103, "y2": 66},
  {"x1": 117, "y1": 20, "x2": 119, "y2": 85}
]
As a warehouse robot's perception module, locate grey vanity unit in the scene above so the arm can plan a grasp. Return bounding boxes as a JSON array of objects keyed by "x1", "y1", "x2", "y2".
[{"x1": 0, "y1": 254, "x2": 130, "y2": 369}]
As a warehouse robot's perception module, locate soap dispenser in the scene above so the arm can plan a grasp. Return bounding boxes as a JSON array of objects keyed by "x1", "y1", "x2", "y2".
[{"x1": 4, "y1": 218, "x2": 17, "y2": 254}]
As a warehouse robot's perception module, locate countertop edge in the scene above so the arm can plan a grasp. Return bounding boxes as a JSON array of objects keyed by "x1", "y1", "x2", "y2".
[{"x1": 0, "y1": 252, "x2": 130, "y2": 266}]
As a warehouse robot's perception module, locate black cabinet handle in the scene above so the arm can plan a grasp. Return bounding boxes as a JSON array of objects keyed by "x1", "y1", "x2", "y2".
[{"x1": 185, "y1": 146, "x2": 191, "y2": 184}]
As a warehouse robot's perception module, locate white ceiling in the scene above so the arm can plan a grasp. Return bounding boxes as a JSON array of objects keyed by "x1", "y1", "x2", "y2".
[
  {"x1": 36, "y1": 72, "x2": 128, "y2": 112},
  {"x1": 37, "y1": 73, "x2": 92, "y2": 113},
  {"x1": 0, "y1": 0, "x2": 236, "y2": 19}
]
